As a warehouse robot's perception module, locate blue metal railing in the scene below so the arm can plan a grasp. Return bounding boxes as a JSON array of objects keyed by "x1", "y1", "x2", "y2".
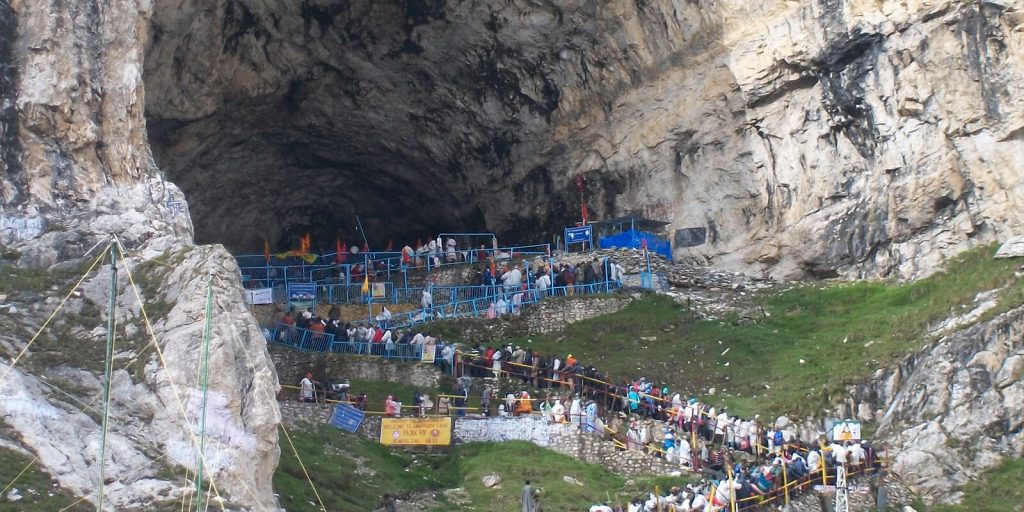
[
  {"x1": 385, "y1": 278, "x2": 621, "y2": 331},
  {"x1": 237, "y1": 243, "x2": 552, "y2": 293},
  {"x1": 270, "y1": 322, "x2": 425, "y2": 361}
]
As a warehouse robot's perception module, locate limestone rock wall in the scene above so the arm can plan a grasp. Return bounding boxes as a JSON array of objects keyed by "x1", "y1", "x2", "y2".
[
  {"x1": 1, "y1": 0, "x2": 187, "y2": 258},
  {"x1": 0, "y1": 245, "x2": 281, "y2": 510},
  {"x1": 142, "y1": 0, "x2": 1023, "y2": 280},
  {"x1": 0, "y1": 0, "x2": 283, "y2": 508},
  {"x1": 834, "y1": 305, "x2": 1024, "y2": 504}
]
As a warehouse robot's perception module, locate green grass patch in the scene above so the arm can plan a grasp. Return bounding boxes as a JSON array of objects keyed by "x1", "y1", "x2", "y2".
[
  {"x1": 454, "y1": 441, "x2": 626, "y2": 511},
  {"x1": 0, "y1": 446, "x2": 90, "y2": 511},
  {"x1": 930, "y1": 457, "x2": 1024, "y2": 512},
  {"x1": 274, "y1": 427, "x2": 698, "y2": 512},
  {"x1": 0, "y1": 265, "x2": 76, "y2": 294},
  {"x1": 274, "y1": 425, "x2": 458, "y2": 512},
  {"x1": 501, "y1": 244, "x2": 1024, "y2": 418}
]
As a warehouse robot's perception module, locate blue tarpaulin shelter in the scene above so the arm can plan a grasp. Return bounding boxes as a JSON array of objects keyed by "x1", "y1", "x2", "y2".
[{"x1": 594, "y1": 215, "x2": 672, "y2": 260}]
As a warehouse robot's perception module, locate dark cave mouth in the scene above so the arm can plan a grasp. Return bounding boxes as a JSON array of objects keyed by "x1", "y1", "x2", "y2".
[{"x1": 141, "y1": 0, "x2": 590, "y2": 255}]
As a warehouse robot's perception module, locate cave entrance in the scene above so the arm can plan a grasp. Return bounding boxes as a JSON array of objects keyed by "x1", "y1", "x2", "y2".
[{"x1": 142, "y1": 1, "x2": 575, "y2": 255}]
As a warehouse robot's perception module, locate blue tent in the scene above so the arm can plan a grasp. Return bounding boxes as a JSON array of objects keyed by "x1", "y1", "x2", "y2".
[{"x1": 598, "y1": 229, "x2": 672, "y2": 260}]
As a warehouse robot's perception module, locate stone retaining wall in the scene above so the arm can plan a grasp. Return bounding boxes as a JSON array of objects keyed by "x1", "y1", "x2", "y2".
[
  {"x1": 269, "y1": 344, "x2": 443, "y2": 389},
  {"x1": 454, "y1": 416, "x2": 680, "y2": 477},
  {"x1": 278, "y1": 400, "x2": 382, "y2": 438},
  {"x1": 431, "y1": 295, "x2": 634, "y2": 341}
]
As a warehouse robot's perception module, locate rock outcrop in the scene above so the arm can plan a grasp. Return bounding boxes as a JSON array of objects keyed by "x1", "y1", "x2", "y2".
[
  {"x1": 142, "y1": 0, "x2": 1023, "y2": 280},
  {"x1": 835, "y1": 304, "x2": 1024, "y2": 504},
  {"x1": 0, "y1": 245, "x2": 281, "y2": 510},
  {"x1": 0, "y1": 1, "x2": 281, "y2": 509}
]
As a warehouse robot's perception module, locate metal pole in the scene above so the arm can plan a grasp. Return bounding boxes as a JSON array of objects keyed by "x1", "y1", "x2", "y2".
[
  {"x1": 195, "y1": 277, "x2": 214, "y2": 512},
  {"x1": 97, "y1": 241, "x2": 117, "y2": 512}
]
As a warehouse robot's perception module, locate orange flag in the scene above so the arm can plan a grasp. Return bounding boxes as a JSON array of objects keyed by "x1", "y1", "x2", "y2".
[
  {"x1": 263, "y1": 239, "x2": 271, "y2": 264},
  {"x1": 335, "y1": 238, "x2": 343, "y2": 264}
]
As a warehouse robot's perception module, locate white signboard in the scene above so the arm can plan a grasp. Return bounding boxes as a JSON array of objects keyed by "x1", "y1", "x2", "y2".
[
  {"x1": 244, "y1": 288, "x2": 274, "y2": 305},
  {"x1": 829, "y1": 419, "x2": 862, "y2": 442}
]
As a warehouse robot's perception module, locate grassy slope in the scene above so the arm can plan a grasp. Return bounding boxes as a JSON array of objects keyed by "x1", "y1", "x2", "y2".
[
  {"x1": 930, "y1": 458, "x2": 1024, "y2": 512},
  {"x1": 275, "y1": 426, "x2": 686, "y2": 512},
  {"x1": 0, "y1": 446, "x2": 90, "y2": 512},
  {"x1": 505, "y1": 244, "x2": 1024, "y2": 419}
]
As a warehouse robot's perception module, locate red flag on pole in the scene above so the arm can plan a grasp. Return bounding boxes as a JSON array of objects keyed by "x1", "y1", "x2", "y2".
[
  {"x1": 339, "y1": 243, "x2": 348, "y2": 263},
  {"x1": 581, "y1": 202, "x2": 589, "y2": 224},
  {"x1": 335, "y1": 238, "x2": 343, "y2": 264},
  {"x1": 362, "y1": 242, "x2": 369, "y2": 253}
]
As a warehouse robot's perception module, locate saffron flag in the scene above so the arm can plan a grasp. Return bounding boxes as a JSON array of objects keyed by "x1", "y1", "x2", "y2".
[
  {"x1": 275, "y1": 233, "x2": 318, "y2": 263},
  {"x1": 361, "y1": 274, "x2": 370, "y2": 295},
  {"x1": 263, "y1": 239, "x2": 271, "y2": 264}
]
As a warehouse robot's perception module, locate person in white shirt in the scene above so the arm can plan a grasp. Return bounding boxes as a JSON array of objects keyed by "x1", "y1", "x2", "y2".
[
  {"x1": 511, "y1": 292, "x2": 523, "y2": 315},
  {"x1": 299, "y1": 372, "x2": 316, "y2": 402},
  {"x1": 807, "y1": 449, "x2": 822, "y2": 474},
  {"x1": 678, "y1": 437, "x2": 692, "y2": 467},
  {"x1": 550, "y1": 399, "x2": 566, "y2": 423},
  {"x1": 501, "y1": 265, "x2": 522, "y2": 294},
  {"x1": 848, "y1": 441, "x2": 865, "y2": 467},
  {"x1": 421, "y1": 289, "x2": 432, "y2": 310},
  {"x1": 569, "y1": 397, "x2": 582, "y2": 424},
  {"x1": 446, "y1": 238, "x2": 457, "y2": 262},
  {"x1": 831, "y1": 442, "x2": 849, "y2": 465},
  {"x1": 495, "y1": 298, "x2": 508, "y2": 316},
  {"x1": 686, "y1": 490, "x2": 707, "y2": 512},
  {"x1": 536, "y1": 272, "x2": 551, "y2": 296},
  {"x1": 491, "y1": 349, "x2": 503, "y2": 378}
]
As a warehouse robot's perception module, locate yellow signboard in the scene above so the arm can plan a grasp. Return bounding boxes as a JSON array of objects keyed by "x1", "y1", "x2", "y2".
[{"x1": 379, "y1": 417, "x2": 452, "y2": 446}]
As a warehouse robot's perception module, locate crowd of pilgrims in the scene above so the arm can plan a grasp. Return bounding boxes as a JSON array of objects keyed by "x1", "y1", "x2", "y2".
[
  {"x1": 296, "y1": 340, "x2": 881, "y2": 511},
  {"x1": 454, "y1": 345, "x2": 881, "y2": 512}
]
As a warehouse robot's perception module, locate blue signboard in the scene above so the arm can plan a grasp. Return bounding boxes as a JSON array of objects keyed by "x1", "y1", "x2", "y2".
[
  {"x1": 288, "y1": 283, "x2": 316, "y2": 310},
  {"x1": 329, "y1": 403, "x2": 365, "y2": 433},
  {"x1": 565, "y1": 225, "x2": 592, "y2": 245}
]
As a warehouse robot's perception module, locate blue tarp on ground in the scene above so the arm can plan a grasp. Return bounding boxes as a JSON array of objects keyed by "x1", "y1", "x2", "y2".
[{"x1": 599, "y1": 229, "x2": 672, "y2": 260}]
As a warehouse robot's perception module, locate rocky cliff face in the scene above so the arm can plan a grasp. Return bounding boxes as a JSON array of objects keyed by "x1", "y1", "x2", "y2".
[
  {"x1": 143, "y1": 0, "x2": 1023, "y2": 279},
  {"x1": 0, "y1": 1, "x2": 281, "y2": 509},
  {"x1": 832, "y1": 303, "x2": 1024, "y2": 504}
]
